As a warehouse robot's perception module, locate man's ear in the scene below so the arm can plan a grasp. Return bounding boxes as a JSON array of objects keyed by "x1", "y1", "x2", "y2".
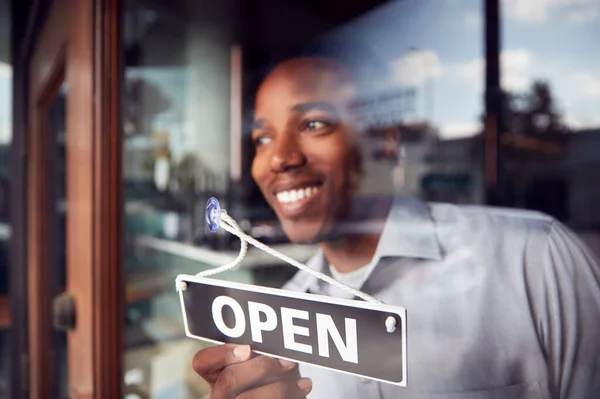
[
  {"x1": 386, "y1": 126, "x2": 401, "y2": 159},
  {"x1": 346, "y1": 136, "x2": 365, "y2": 193},
  {"x1": 368, "y1": 126, "x2": 400, "y2": 161}
]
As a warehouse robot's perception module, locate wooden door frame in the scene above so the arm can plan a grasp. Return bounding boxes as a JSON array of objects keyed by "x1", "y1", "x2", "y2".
[
  {"x1": 28, "y1": 24, "x2": 67, "y2": 395},
  {"x1": 93, "y1": 0, "x2": 124, "y2": 397},
  {"x1": 13, "y1": 0, "x2": 123, "y2": 398}
]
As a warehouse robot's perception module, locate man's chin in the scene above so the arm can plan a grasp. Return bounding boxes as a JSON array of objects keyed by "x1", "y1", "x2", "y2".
[
  {"x1": 284, "y1": 232, "x2": 321, "y2": 245},
  {"x1": 281, "y1": 222, "x2": 327, "y2": 245}
]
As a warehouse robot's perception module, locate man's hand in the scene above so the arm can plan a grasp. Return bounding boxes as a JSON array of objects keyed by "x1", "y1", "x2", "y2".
[{"x1": 193, "y1": 344, "x2": 313, "y2": 399}]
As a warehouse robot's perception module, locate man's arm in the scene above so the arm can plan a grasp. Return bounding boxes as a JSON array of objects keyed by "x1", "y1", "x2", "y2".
[{"x1": 527, "y1": 221, "x2": 600, "y2": 399}]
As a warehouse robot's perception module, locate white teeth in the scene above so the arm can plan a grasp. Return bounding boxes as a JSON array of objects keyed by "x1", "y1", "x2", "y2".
[{"x1": 276, "y1": 186, "x2": 320, "y2": 204}]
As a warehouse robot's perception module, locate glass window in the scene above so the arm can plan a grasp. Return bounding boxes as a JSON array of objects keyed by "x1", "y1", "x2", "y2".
[
  {"x1": 122, "y1": 0, "x2": 600, "y2": 396},
  {"x1": 0, "y1": 0, "x2": 10, "y2": 396},
  {"x1": 122, "y1": 0, "x2": 485, "y2": 397},
  {"x1": 501, "y1": 0, "x2": 600, "y2": 258}
]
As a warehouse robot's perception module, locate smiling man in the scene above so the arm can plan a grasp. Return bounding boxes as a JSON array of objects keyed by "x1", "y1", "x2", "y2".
[
  {"x1": 250, "y1": 57, "x2": 391, "y2": 272},
  {"x1": 192, "y1": 56, "x2": 600, "y2": 399}
]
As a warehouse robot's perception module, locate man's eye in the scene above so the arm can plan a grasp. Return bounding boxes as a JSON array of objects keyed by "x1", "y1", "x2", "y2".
[
  {"x1": 253, "y1": 136, "x2": 273, "y2": 147},
  {"x1": 303, "y1": 120, "x2": 330, "y2": 131}
]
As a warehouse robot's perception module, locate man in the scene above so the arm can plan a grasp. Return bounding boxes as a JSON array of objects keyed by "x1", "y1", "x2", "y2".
[{"x1": 192, "y1": 56, "x2": 600, "y2": 398}]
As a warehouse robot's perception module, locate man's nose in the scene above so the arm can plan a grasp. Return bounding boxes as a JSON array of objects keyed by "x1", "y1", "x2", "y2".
[{"x1": 270, "y1": 134, "x2": 306, "y2": 173}]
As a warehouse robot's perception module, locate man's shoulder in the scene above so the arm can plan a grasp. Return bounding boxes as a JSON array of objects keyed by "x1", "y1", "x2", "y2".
[{"x1": 427, "y1": 201, "x2": 557, "y2": 239}]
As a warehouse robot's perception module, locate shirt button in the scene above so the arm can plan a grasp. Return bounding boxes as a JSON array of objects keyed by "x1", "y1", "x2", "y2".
[{"x1": 361, "y1": 378, "x2": 372, "y2": 384}]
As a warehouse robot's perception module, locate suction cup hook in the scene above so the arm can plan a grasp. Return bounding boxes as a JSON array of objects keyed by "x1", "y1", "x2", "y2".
[{"x1": 206, "y1": 197, "x2": 221, "y2": 233}]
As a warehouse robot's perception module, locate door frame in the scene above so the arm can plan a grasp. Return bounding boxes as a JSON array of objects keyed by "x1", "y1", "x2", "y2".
[
  {"x1": 11, "y1": 0, "x2": 123, "y2": 397},
  {"x1": 27, "y1": 7, "x2": 67, "y2": 394}
]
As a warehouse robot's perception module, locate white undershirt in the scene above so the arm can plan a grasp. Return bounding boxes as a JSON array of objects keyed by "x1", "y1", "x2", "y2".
[{"x1": 328, "y1": 262, "x2": 373, "y2": 290}]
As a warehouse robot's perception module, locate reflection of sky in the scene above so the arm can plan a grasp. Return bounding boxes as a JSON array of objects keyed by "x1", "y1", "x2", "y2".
[
  {"x1": 503, "y1": 0, "x2": 600, "y2": 131},
  {"x1": 3, "y1": 2, "x2": 598, "y2": 145},
  {"x1": 323, "y1": 0, "x2": 600, "y2": 139}
]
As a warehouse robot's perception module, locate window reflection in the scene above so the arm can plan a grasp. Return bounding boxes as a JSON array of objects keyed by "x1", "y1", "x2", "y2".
[
  {"x1": 122, "y1": 0, "x2": 486, "y2": 396},
  {"x1": 120, "y1": 0, "x2": 597, "y2": 396},
  {"x1": 501, "y1": 0, "x2": 600, "y2": 256},
  {"x1": 123, "y1": 1, "x2": 240, "y2": 396}
]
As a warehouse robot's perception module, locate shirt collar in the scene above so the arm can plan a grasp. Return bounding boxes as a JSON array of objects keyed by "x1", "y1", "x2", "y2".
[
  {"x1": 374, "y1": 195, "x2": 443, "y2": 261},
  {"x1": 284, "y1": 195, "x2": 443, "y2": 294}
]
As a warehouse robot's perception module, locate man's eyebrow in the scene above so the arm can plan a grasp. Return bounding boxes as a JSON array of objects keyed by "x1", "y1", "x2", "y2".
[
  {"x1": 253, "y1": 102, "x2": 340, "y2": 130},
  {"x1": 252, "y1": 119, "x2": 265, "y2": 130},
  {"x1": 293, "y1": 101, "x2": 339, "y2": 116}
]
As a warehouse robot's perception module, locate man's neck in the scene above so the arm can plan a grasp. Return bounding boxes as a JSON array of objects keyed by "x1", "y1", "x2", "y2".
[
  {"x1": 320, "y1": 195, "x2": 394, "y2": 274},
  {"x1": 321, "y1": 232, "x2": 381, "y2": 274}
]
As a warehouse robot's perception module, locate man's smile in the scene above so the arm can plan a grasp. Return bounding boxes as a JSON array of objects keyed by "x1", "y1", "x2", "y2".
[{"x1": 271, "y1": 182, "x2": 323, "y2": 218}]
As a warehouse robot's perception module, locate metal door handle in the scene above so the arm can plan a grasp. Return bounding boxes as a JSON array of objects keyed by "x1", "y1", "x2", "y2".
[{"x1": 53, "y1": 292, "x2": 76, "y2": 331}]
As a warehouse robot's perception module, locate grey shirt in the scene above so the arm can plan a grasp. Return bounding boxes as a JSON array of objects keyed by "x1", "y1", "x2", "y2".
[{"x1": 283, "y1": 197, "x2": 600, "y2": 399}]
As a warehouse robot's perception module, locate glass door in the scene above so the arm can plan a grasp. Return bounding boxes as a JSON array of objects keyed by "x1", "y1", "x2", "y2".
[
  {"x1": 27, "y1": 8, "x2": 71, "y2": 394},
  {"x1": 48, "y1": 82, "x2": 69, "y2": 398}
]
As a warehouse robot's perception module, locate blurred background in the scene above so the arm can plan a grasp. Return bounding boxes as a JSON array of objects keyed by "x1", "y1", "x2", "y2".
[{"x1": 1, "y1": 0, "x2": 599, "y2": 397}]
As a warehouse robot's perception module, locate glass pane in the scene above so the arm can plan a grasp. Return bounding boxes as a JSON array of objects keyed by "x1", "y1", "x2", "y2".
[
  {"x1": 122, "y1": 0, "x2": 600, "y2": 396},
  {"x1": 49, "y1": 83, "x2": 69, "y2": 399},
  {"x1": 501, "y1": 1, "x2": 600, "y2": 259},
  {"x1": 122, "y1": 0, "x2": 485, "y2": 397},
  {"x1": 0, "y1": 0, "x2": 11, "y2": 395}
]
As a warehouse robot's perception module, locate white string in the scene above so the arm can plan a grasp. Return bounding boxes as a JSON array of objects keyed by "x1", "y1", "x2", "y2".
[
  {"x1": 197, "y1": 210, "x2": 382, "y2": 304},
  {"x1": 195, "y1": 215, "x2": 248, "y2": 277}
]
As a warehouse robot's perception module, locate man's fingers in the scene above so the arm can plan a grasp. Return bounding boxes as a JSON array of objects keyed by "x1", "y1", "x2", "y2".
[
  {"x1": 236, "y1": 377, "x2": 312, "y2": 399},
  {"x1": 210, "y1": 355, "x2": 299, "y2": 399},
  {"x1": 192, "y1": 344, "x2": 252, "y2": 381}
]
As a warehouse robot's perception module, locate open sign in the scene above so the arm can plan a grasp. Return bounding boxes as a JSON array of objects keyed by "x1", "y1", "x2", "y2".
[{"x1": 176, "y1": 274, "x2": 407, "y2": 386}]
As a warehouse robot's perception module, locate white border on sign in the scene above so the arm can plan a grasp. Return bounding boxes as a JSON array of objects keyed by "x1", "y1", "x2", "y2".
[{"x1": 176, "y1": 273, "x2": 408, "y2": 387}]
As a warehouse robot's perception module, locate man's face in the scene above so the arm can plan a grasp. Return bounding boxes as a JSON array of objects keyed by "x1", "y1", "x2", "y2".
[{"x1": 251, "y1": 58, "x2": 362, "y2": 244}]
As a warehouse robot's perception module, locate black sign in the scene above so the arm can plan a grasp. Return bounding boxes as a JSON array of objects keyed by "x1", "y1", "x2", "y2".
[{"x1": 176, "y1": 274, "x2": 407, "y2": 386}]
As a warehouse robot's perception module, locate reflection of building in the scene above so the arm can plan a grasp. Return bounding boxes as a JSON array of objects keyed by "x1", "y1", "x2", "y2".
[
  {"x1": 421, "y1": 134, "x2": 484, "y2": 204},
  {"x1": 564, "y1": 129, "x2": 600, "y2": 230},
  {"x1": 354, "y1": 89, "x2": 417, "y2": 129},
  {"x1": 489, "y1": 128, "x2": 600, "y2": 257},
  {"x1": 500, "y1": 131, "x2": 569, "y2": 220},
  {"x1": 362, "y1": 120, "x2": 435, "y2": 196},
  {"x1": 494, "y1": 126, "x2": 600, "y2": 230},
  {"x1": 399, "y1": 121, "x2": 436, "y2": 196},
  {"x1": 366, "y1": 121, "x2": 486, "y2": 205}
]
